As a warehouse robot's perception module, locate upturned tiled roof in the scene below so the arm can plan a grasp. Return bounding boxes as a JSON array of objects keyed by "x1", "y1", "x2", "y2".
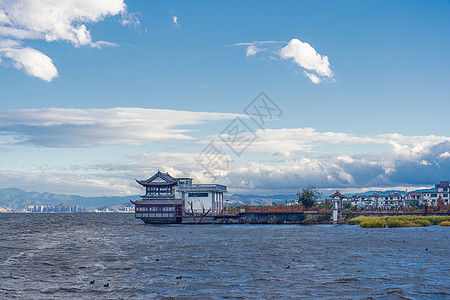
[
  {"x1": 136, "y1": 170, "x2": 178, "y2": 186},
  {"x1": 329, "y1": 191, "x2": 346, "y2": 199}
]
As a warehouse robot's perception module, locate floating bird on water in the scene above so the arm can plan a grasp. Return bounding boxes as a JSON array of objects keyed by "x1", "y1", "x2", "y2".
[
  {"x1": 89, "y1": 280, "x2": 95, "y2": 284},
  {"x1": 176, "y1": 276, "x2": 182, "y2": 280},
  {"x1": 104, "y1": 283, "x2": 109, "y2": 287},
  {"x1": 285, "y1": 266, "x2": 290, "y2": 269}
]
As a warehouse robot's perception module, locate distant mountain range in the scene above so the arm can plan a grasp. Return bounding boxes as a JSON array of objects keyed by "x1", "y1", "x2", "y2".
[
  {"x1": 0, "y1": 187, "x2": 433, "y2": 211},
  {"x1": 343, "y1": 190, "x2": 406, "y2": 197},
  {"x1": 0, "y1": 188, "x2": 135, "y2": 211}
]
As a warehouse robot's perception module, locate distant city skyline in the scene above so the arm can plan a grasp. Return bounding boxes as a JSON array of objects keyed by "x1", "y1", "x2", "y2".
[{"x1": 0, "y1": 0, "x2": 449, "y2": 196}]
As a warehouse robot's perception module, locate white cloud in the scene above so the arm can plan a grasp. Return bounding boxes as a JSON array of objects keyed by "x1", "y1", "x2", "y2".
[
  {"x1": 0, "y1": 168, "x2": 136, "y2": 196},
  {"x1": 245, "y1": 45, "x2": 260, "y2": 56},
  {"x1": 0, "y1": 107, "x2": 242, "y2": 147},
  {"x1": 230, "y1": 127, "x2": 373, "y2": 155},
  {"x1": 222, "y1": 127, "x2": 450, "y2": 158},
  {"x1": 280, "y1": 38, "x2": 333, "y2": 83},
  {"x1": 172, "y1": 16, "x2": 180, "y2": 28},
  {"x1": 233, "y1": 41, "x2": 284, "y2": 57},
  {"x1": 440, "y1": 151, "x2": 450, "y2": 158},
  {"x1": 304, "y1": 71, "x2": 320, "y2": 84},
  {"x1": 235, "y1": 39, "x2": 334, "y2": 84},
  {"x1": 0, "y1": 26, "x2": 44, "y2": 39},
  {"x1": 0, "y1": 0, "x2": 136, "y2": 80},
  {"x1": 419, "y1": 160, "x2": 431, "y2": 166},
  {"x1": 0, "y1": 0, "x2": 127, "y2": 46},
  {"x1": 0, "y1": 39, "x2": 57, "y2": 81},
  {"x1": 91, "y1": 40, "x2": 119, "y2": 49},
  {"x1": 337, "y1": 155, "x2": 354, "y2": 164}
]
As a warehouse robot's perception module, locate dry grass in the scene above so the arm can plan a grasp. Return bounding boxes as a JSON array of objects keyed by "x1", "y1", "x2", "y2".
[{"x1": 348, "y1": 215, "x2": 450, "y2": 228}]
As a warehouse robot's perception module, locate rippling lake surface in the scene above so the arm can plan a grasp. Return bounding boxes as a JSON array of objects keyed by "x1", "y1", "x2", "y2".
[{"x1": 0, "y1": 213, "x2": 449, "y2": 299}]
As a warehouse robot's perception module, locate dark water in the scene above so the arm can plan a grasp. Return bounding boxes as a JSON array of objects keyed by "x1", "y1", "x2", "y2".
[{"x1": 0, "y1": 213, "x2": 449, "y2": 299}]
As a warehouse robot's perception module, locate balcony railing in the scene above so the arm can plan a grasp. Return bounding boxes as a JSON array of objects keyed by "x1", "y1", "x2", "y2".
[{"x1": 177, "y1": 184, "x2": 227, "y2": 192}]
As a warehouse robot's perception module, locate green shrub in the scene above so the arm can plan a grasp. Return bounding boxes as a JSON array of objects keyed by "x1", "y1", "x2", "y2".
[{"x1": 317, "y1": 214, "x2": 331, "y2": 223}]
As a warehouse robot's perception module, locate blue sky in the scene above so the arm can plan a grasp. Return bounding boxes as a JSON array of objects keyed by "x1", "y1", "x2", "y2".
[{"x1": 0, "y1": 0, "x2": 449, "y2": 196}]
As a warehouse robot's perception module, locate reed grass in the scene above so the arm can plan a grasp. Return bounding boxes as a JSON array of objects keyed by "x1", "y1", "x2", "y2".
[
  {"x1": 347, "y1": 215, "x2": 450, "y2": 228},
  {"x1": 359, "y1": 220, "x2": 386, "y2": 228}
]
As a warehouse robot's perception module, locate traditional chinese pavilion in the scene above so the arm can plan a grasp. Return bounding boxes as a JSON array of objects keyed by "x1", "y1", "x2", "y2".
[
  {"x1": 132, "y1": 171, "x2": 183, "y2": 224},
  {"x1": 131, "y1": 170, "x2": 227, "y2": 224}
]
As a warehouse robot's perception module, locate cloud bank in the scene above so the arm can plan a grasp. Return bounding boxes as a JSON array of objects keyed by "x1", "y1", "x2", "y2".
[
  {"x1": 234, "y1": 39, "x2": 334, "y2": 84},
  {"x1": 3, "y1": 139, "x2": 447, "y2": 196},
  {"x1": 0, "y1": 0, "x2": 136, "y2": 81},
  {"x1": 1, "y1": 107, "x2": 449, "y2": 195},
  {"x1": 0, "y1": 107, "x2": 242, "y2": 147}
]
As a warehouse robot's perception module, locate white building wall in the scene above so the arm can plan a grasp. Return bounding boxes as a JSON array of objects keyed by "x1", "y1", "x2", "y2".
[
  {"x1": 185, "y1": 192, "x2": 213, "y2": 212},
  {"x1": 182, "y1": 191, "x2": 225, "y2": 215}
]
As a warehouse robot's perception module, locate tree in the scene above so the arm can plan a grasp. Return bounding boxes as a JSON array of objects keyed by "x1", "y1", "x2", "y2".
[
  {"x1": 437, "y1": 196, "x2": 445, "y2": 211},
  {"x1": 408, "y1": 200, "x2": 422, "y2": 209},
  {"x1": 318, "y1": 199, "x2": 333, "y2": 211},
  {"x1": 183, "y1": 201, "x2": 211, "y2": 224},
  {"x1": 343, "y1": 200, "x2": 352, "y2": 209},
  {"x1": 297, "y1": 186, "x2": 321, "y2": 208}
]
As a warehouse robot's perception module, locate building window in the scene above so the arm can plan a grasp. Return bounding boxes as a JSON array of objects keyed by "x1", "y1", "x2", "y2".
[
  {"x1": 188, "y1": 192, "x2": 209, "y2": 197},
  {"x1": 431, "y1": 194, "x2": 437, "y2": 198},
  {"x1": 161, "y1": 206, "x2": 175, "y2": 212}
]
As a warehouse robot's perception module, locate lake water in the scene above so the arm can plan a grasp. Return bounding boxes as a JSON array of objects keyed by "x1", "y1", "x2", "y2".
[{"x1": 0, "y1": 213, "x2": 449, "y2": 299}]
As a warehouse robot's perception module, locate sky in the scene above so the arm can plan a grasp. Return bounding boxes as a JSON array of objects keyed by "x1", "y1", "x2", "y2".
[{"x1": 0, "y1": 0, "x2": 450, "y2": 197}]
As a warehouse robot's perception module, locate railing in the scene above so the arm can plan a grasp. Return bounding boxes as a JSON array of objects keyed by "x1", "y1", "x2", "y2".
[
  {"x1": 222, "y1": 205, "x2": 309, "y2": 215},
  {"x1": 177, "y1": 184, "x2": 227, "y2": 192},
  {"x1": 141, "y1": 194, "x2": 176, "y2": 199}
]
